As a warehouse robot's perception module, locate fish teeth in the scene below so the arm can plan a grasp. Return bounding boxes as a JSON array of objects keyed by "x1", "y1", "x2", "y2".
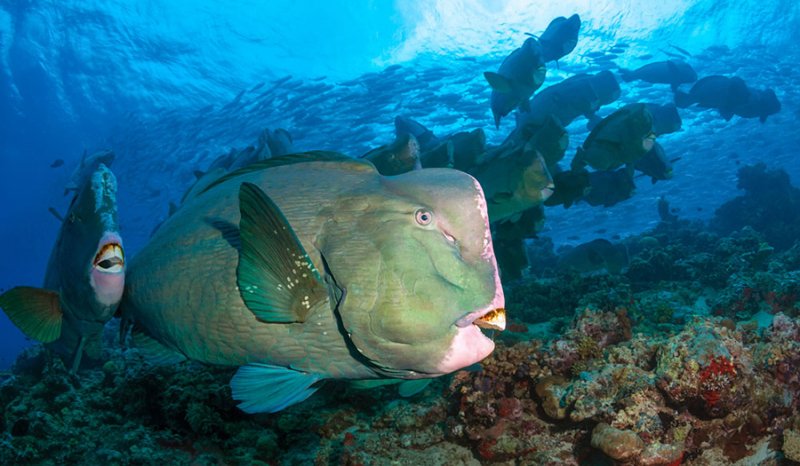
[
  {"x1": 94, "y1": 243, "x2": 125, "y2": 272},
  {"x1": 474, "y1": 308, "x2": 506, "y2": 331}
]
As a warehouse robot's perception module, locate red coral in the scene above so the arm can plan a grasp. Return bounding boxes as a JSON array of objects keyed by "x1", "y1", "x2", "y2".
[
  {"x1": 698, "y1": 356, "x2": 736, "y2": 407},
  {"x1": 477, "y1": 439, "x2": 497, "y2": 460},
  {"x1": 496, "y1": 397, "x2": 522, "y2": 419},
  {"x1": 667, "y1": 451, "x2": 684, "y2": 466}
]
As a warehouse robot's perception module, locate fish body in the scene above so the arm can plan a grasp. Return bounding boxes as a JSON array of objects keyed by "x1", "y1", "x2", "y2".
[
  {"x1": 582, "y1": 168, "x2": 636, "y2": 207},
  {"x1": 394, "y1": 116, "x2": 439, "y2": 152},
  {"x1": 504, "y1": 114, "x2": 569, "y2": 170},
  {"x1": 0, "y1": 164, "x2": 125, "y2": 371},
  {"x1": 646, "y1": 103, "x2": 682, "y2": 135},
  {"x1": 573, "y1": 103, "x2": 654, "y2": 171},
  {"x1": 492, "y1": 206, "x2": 545, "y2": 281},
  {"x1": 733, "y1": 88, "x2": 781, "y2": 122},
  {"x1": 485, "y1": 37, "x2": 547, "y2": 128},
  {"x1": 265, "y1": 128, "x2": 294, "y2": 156},
  {"x1": 122, "y1": 153, "x2": 505, "y2": 413},
  {"x1": 539, "y1": 14, "x2": 582, "y2": 63},
  {"x1": 447, "y1": 129, "x2": 486, "y2": 171},
  {"x1": 557, "y1": 238, "x2": 629, "y2": 274},
  {"x1": 361, "y1": 134, "x2": 422, "y2": 175},
  {"x1": 634, "y1": 142, "x2": 673, "y2": 182},
  {"x1": 517, "y1": 71, "x2": 620, "y2": 130},
  {"x1": 619, "y1": 60, "x2": 697, "y2": 90},
  {"x1": 544, "y1": 167, "x2": 591, "y2": 208},
  {"x1": 674, "y1": 75, "x2": 750, "y2": 120},
  {"x1": 64, "y1": 149, "x2": 116, "y2": 195},
  {"x1": 470, "y1": 143, "x2": 554, "y2": 223}
]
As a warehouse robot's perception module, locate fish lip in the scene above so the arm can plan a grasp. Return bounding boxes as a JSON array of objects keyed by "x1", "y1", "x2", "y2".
[{"x1": 456, "y1": 305, "x2": 496, "y2": 328}]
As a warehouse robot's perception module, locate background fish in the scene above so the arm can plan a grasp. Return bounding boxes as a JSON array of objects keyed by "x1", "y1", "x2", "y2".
[
  {"x1": 0, "y1": 164, "x2": 125, "y2": 372},
  {"x1": 539, "y1": 14, "x2": 582, "y2": 63},
  {"x1": 484, "y1": 37, "x2": 547, "y2": 128}
]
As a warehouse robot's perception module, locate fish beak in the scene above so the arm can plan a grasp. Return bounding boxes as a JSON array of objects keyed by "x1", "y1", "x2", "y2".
[
  {"x1": 542, "y1": 182, "x2": 555, "y2": 200},
  {"x1": 455, "y1": 305, "x2": 506, "y2": 332},
  {"x1": 93, "y1": 242, "x2": 125, "y2": 273},
  {"x1": 474, "y1": 308, "x2": 506, "y2": 331}
]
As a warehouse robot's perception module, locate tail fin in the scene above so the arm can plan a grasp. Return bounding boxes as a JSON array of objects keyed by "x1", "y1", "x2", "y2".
[{"x1": 618, "y1": 68, "x2": 634, "y2": 82}]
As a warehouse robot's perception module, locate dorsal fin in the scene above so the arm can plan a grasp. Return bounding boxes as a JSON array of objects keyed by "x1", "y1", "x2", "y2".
[{"x1": 199, "y1": 151, "x2": 366, "y2": 195}]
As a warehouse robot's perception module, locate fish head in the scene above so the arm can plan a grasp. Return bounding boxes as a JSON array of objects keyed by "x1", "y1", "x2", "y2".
[
  {"x1": 55, "y1": 164, "x2": 125, "y2": 322},
  {"x1": 320, "y1": 168, "x2": 504, "y2": 378},
  {"x1": 592, "y1": 70, "x2": 621, "y2": 105},
  {"x1": 559, "y1": 15, "x2": 581, "y2": 54},
  {"x1": 676, "y1": 61, "x2": 698, "y2": 82},
  {"x1": 762, "y1": 88, "x2": 781, "y2": 115},
  {"x1": 470, "y1": 147, "x2": 553, "y2": 223},
  {"x1": 518, "y1": 147, "x2": 555, "y2": 204}
]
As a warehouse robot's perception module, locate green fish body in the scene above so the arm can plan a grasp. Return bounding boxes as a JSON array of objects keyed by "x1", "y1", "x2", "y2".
[
  {"x1": 573, "y1": 103, "x2": 655, "y2": 171},
  {"x1": 123, "y1": 153, "x2": 505, "y2": 413},
  {"x1": 0, "y1": 164, "x2": 125, "y2": 372},
  {"x1": 470, "y1": 143, "x2": 554, "y2": 224}
]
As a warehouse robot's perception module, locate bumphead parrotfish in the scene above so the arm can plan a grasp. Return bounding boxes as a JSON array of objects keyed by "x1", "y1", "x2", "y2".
[
  {"x1": 516, "y1": 71, "x2": 620, "y2": 131},
  {"x1": 619, "y1": 60, "x2": 697, "y2": 91},
  {"x1": 539, "y1": 14, "x2": 581, "y2": 63},
  {"x1": 0, "y1": 164, "x2": 125, "y2": 372},
  {"x1": 484, "y1": 37, "x2": 547, "y2": 128},
  {"x1": 572, "y1": 103, "x2": 655, "y2": 171},
  {"x1": 360, "y1": 133, "x2": 422, "y2": 176},
  {"x1": 674, "y1": 75, "x2": 750, "y2": 121},
  {"x1": 122, "y1": 152, "x2": 506, "y2": 414},
  {"x1": 733, "y1": 87, "x2": 781, "y2": 123},
  {"x1": 470, "y1": 143, "x2": 554, "y2": 223}
]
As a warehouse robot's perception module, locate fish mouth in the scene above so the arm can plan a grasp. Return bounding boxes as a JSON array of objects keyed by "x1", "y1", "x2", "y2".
[
  {"x1": 93, "y1": 234, "x2": 125, "y2": 273},
  {"x1": 541, "y1": 184, "x2": 555, "y2": 200},
  {"x1": 456, "y1": 305, "x2": 506, "y2": 332}
]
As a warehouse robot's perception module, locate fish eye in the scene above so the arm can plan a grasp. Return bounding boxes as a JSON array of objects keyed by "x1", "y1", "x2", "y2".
[{"x1": 415, "y1": 208, "x2": 433, "y2": 226}]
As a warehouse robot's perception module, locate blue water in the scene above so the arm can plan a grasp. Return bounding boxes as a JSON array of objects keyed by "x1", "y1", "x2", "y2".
[{"x1": 1, "y1": 0, "x2": 799, "y2": 369}]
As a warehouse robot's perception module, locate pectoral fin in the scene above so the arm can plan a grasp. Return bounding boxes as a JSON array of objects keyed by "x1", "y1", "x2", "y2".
[
  {"x1": 484, "y1": 72, "x2": 513, "y2": 93},
  {"x1": 131, "y1": 326, "x2": 187, "y2": 365},
  {"x1": 350, "y1": 378, "x2": 431, "y2": 397},
  {"x1": 398, "y1": 379, "x2": 431, "y2": 397},
  {"x1": 237, "y1": 182, "x2": 328, "y2": 323},
  {"x1": 230, "y1": 363, "x2": 321, "y2": 413},
  {"x1": 0, "y1": 287, "x2": 62, "y2": 342},
  {"x1": 350, "y1": 379, "x2": 402, "y2": 390}
]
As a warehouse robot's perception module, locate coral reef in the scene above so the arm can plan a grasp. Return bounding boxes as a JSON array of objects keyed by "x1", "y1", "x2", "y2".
[
  {"x1": 1, "y1": 221, "x2": 799, "y2": 464},
  {"x1": 711, "y1": 163, "x2": 800, "y2": 251}
]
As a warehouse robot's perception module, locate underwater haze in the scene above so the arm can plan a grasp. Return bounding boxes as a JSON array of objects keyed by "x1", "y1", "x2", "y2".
[{"x1": 1, "y1": 0, "x2": 800, "y2": 464}]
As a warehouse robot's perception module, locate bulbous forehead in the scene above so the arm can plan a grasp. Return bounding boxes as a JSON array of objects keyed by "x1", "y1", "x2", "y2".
[
  {"x1": 380, "y1": 168, "x2": 487, "y2": 225},
  {"x1": 381, "y1": 168, "x2": 492, "y2": 254}
]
